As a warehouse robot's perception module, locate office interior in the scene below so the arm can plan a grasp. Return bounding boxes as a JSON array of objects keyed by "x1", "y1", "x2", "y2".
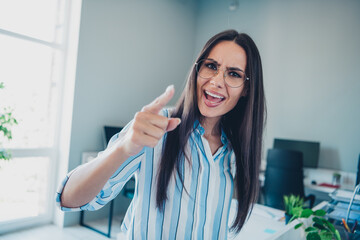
[{"x1": 1, "y1": 0, "x2": 360, "y2": 239}]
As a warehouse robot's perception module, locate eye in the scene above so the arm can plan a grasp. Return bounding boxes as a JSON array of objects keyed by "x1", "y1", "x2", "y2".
[
  {"x1": 205, "y1": 62, "x2": 217, "y2": 70},
  {"x1": 228, "y1": 71, "x2": 244, "y2": 79}
]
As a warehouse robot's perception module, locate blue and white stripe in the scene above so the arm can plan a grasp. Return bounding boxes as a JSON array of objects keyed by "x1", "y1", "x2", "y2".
[{"x1": 56, "y1": 109, "x2": 236, "y2": 240}]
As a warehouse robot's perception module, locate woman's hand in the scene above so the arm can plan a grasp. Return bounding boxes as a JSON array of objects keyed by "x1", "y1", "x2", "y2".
[{"x1": 118, "y1": 85, "x2": 181, "y2": 157}]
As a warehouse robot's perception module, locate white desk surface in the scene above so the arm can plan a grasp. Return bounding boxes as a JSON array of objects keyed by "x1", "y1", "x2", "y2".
[
  {"x1": 304, "y1": 183, "x2": 336, "y2": 194},
  {"x1": 228, "y1": 200, "x2": 286, "y2": 240},
  {"x1": 228, "y1": 200, "x2": 328, "y2": 240}
]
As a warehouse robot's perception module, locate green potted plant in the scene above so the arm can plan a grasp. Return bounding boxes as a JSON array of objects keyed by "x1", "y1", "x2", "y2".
[
  {"x1": 0, "y1": 82, "x2": 18, "y2": 161},
  {"x1": 289, "y1": 201, "x2": 341, "y2": 240},
  {"x1": 283, "y1": 194, "x2": 304, "y2": 224},
  {"x1": 292, "y1": 207, "x2": 341, "y2": 240}
]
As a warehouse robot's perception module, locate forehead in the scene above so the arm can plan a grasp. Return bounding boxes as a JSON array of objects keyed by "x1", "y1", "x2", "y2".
[{"x1": 207, "y1": 41, "x2": 247, "y2": 70}]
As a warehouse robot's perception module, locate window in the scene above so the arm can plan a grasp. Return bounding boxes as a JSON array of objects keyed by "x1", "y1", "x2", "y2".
[{"x1": 0, "y1": 0, "x2": 81, "y2": 234}]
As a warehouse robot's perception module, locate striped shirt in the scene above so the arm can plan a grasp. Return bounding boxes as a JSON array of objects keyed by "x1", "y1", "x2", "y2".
[{"x1": 56, "y1": 109, "x2": 236, "y2": 240}]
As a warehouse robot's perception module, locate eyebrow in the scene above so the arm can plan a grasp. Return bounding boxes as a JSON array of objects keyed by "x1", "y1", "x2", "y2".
[{"x1": 207, "y1": 58, "x2": 245, "y2": 73}]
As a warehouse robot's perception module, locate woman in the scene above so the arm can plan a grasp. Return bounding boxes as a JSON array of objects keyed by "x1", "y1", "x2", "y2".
[{"x1": 57, "y1": 29, "x2": 266, "y2": 239}]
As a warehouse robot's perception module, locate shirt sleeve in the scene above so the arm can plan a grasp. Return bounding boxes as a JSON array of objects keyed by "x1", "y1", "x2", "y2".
[{"x1": 55, "y1": 119, "x2": 144, "y2": 212}]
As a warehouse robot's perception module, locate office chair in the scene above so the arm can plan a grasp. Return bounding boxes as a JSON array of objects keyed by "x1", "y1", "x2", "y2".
[{"x1": 263, "y1": 148, "x2": 315, "y2": 210}]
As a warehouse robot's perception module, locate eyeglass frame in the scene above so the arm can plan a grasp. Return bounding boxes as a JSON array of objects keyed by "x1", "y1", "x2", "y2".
[{"x1": 195, "y1": 58, "x2": 250, "y2": 88}]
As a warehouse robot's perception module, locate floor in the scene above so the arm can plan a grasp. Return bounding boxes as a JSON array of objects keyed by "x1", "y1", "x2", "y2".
[{"x1": 0, "y1": 217, "x2": 122, "y2": 240}]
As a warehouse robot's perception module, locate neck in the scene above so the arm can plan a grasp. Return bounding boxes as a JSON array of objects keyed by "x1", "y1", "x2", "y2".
[{"x1": 200, "y1": 117, "x2": 221, "y2": 138}]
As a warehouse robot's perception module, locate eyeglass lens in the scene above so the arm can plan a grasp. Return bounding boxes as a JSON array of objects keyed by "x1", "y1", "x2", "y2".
[{"x1": 197, "y1": 59, "x2": 246, "y2": 88}]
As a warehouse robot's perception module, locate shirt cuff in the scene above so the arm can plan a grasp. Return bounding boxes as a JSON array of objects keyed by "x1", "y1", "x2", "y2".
[{"x1": 55, "y1": 169, "x2": 82, "y2": 212}]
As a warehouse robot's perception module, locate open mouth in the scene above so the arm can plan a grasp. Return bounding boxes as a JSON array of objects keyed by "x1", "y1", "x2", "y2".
[{"x1": 204, "y1": 90, "x2": 225, "y2": 104}]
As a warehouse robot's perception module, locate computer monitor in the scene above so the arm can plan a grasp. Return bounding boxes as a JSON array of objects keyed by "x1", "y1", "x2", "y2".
[
  {"x1": 103, "y1": 125, "x2": 123, "y2": 149},
  {"x1": 273, "y1": 138, "x2": 320, "y2": 168}
]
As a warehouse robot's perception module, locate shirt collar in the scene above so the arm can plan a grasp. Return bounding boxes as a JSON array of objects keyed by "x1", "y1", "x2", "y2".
[
  {"x1": 193, "y1": 120, "x2": 205, "y2": 135},
  {"x1": 193, "y1": 120, "x2": 228, "y2": 145},
  {"x1": 220, "y1": 128, "x2": 228, "y2": 145}
]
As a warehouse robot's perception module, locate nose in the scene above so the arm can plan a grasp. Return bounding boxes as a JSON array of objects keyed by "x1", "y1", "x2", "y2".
[{"x1": 209, "y1": 69, "x2": 226, "y2": 88}]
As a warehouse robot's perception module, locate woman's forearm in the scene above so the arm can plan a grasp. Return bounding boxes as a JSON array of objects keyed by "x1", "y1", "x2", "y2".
[{"x1": 60, "y1": 144, "x2": 130, "y2": 208}]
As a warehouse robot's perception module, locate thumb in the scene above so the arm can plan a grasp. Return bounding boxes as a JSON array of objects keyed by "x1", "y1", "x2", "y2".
[{"x1": 166, "y1": 118, "x2": 181, "y2": 132}]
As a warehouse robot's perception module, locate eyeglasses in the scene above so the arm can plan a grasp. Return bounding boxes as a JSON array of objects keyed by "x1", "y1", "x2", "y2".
[{"x1": 195, "y1": 58, "x2": 249, "y2": 88}]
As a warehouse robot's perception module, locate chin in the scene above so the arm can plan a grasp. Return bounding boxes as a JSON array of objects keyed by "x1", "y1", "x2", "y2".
[{"x1": 198, "y1": 105, "x2": 224, "y2": 120}]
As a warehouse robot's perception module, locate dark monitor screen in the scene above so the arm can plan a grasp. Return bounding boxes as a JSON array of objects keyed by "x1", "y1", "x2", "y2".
[
  {"x1": 103, "y1": 126, "x2": 123, "y2": 149},
  {"x1": 273, "y1": 138, "x2": 320, "y2": 168}
]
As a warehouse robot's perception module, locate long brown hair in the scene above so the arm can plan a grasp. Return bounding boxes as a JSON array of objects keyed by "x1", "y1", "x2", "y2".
[{"x1": 156, "y1": 29, "x2": 266, "y2": 232}]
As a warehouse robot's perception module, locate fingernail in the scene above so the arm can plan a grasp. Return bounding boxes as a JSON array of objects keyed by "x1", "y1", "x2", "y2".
[
  {"x1": 177, "y1": 118, "x2": 181, "y2": 125},
  {"x1": 166, "y1": 85, "x2": 174, "y2": 92}
]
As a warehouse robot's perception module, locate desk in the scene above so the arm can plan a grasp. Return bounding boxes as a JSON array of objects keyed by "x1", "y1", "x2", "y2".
[
  {"x1": 228, "y1": 200, "x2": 285, "y2": 240},
  {"x1": 229, "y1": 200, "x2": 328, "y2": 240},
  {"x1": 304, "y1": 168, "x2": 356, "y2": 204},
  {"x1": 304, "y1": 183, "x2": 335, "y2": 204},
  {"x1": 259, "y1": 167, "x2": 357, "y2": 205},
  {"x1": 303, "y1": 168, "x2": 356, "y2": 191}
]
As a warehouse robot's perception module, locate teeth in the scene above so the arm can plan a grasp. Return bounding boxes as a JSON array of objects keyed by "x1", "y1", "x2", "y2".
[{"x1": 205, "y1": 91, "x2": 224, "y2": 99}]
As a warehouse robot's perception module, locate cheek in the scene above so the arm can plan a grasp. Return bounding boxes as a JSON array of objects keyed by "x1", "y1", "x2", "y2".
[
  {"x1": 196, "y1": 77, "x2": 205, "y2": 97},
  {"x1": 229, "y1": 88, "x2": 243, "y2": 104},
  {"x1": 196, "y1": 77, "x2": 204, "y2": 89},
  {"x1": 229, "y1": 97, "x2": 240, "y2": 110},
  {"x1": 225, "y1": 90, "x2": 243, "y2": 111}
]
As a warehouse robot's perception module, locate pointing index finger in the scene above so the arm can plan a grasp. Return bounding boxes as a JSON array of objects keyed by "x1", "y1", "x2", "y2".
[{"x1": 142, "y1": 85, "x2": 175, "y2": 114}]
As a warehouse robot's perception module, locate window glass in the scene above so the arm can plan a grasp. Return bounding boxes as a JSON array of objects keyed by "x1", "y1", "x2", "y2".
[
  {"x1": 0, "y1": 0, "x2": 58, "y2": 42},
  {"x1": 0, "y1": 157, "x2": 50, "y2": 222},
  {"x1": 0, "y1": 0, "x2": 78, "y2": 232},
  {"x1": 0, "y1": 34, "x2": 60, "y2": 148}
]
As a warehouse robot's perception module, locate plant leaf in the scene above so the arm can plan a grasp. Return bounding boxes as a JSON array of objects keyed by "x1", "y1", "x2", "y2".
[
  {"x1": 313, "y1": 209, "x2": 326, "y2": 216},
  {"x1": 313, "y1": 217, "x2": 325, "y2": 226},
  {"x1": 305, "y1": 226, "x2": 317, "y2": 232},
  {"x1": 322, "y1": 219, "x2": 335, "y2": 232},
  {"x1": 0, "y1": 149, "x2": 11, "y2": 161},
  {"x1": 334, "y1": 230, "x2": 341, "y2": 240},
  {"x1": 318, "y1": 231, "x2": 333, "y2": 240},
  {"x1": 301, "y1": 209, "x2": 313, "y2": 218},
  {"x1": 295, "y1": 223, "x2": 304, "y2": 229},
  {"x1": 306, "y1": 232, "x2": 321, "y2": 240},
  {"x1": 292, "y1": 207, "x2": 302, "y2": 217},
  {"x1": 313, "y1": 222, "x2": 326, "y2": 230}
]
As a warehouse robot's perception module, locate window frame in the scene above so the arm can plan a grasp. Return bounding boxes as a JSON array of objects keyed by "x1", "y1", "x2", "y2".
[{"x1": 0, "y1": 0, "x2": 82, "y2": 234}]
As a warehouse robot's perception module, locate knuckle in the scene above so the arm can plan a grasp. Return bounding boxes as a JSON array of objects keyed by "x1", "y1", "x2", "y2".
[
  {"x1": 130, "y1": 131, "x2": 142, "y2": 144},
  {"x1": 154, "y1": 131, "x2": 161, "y2": 139},
  {"x1": 134, "y1": 112, "x2": 145, "y2": 122},
  {"x1": 141, "y1": 106, "x2": 148, "y2": 112},
  {"x1": 134, "y1": 111, "x2": 141, "y2": 119},
  {"x1": 132, "y1": 121, "x2": 139, "y2": 131}
]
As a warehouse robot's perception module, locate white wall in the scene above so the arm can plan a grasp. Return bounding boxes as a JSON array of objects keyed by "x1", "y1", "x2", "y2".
[
  {"x1": 195, "y1": 0, "x2": 360, "y2": 172},
  {"x1": 64, "y1": 0, "x2": 197, "y2": 226}
]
